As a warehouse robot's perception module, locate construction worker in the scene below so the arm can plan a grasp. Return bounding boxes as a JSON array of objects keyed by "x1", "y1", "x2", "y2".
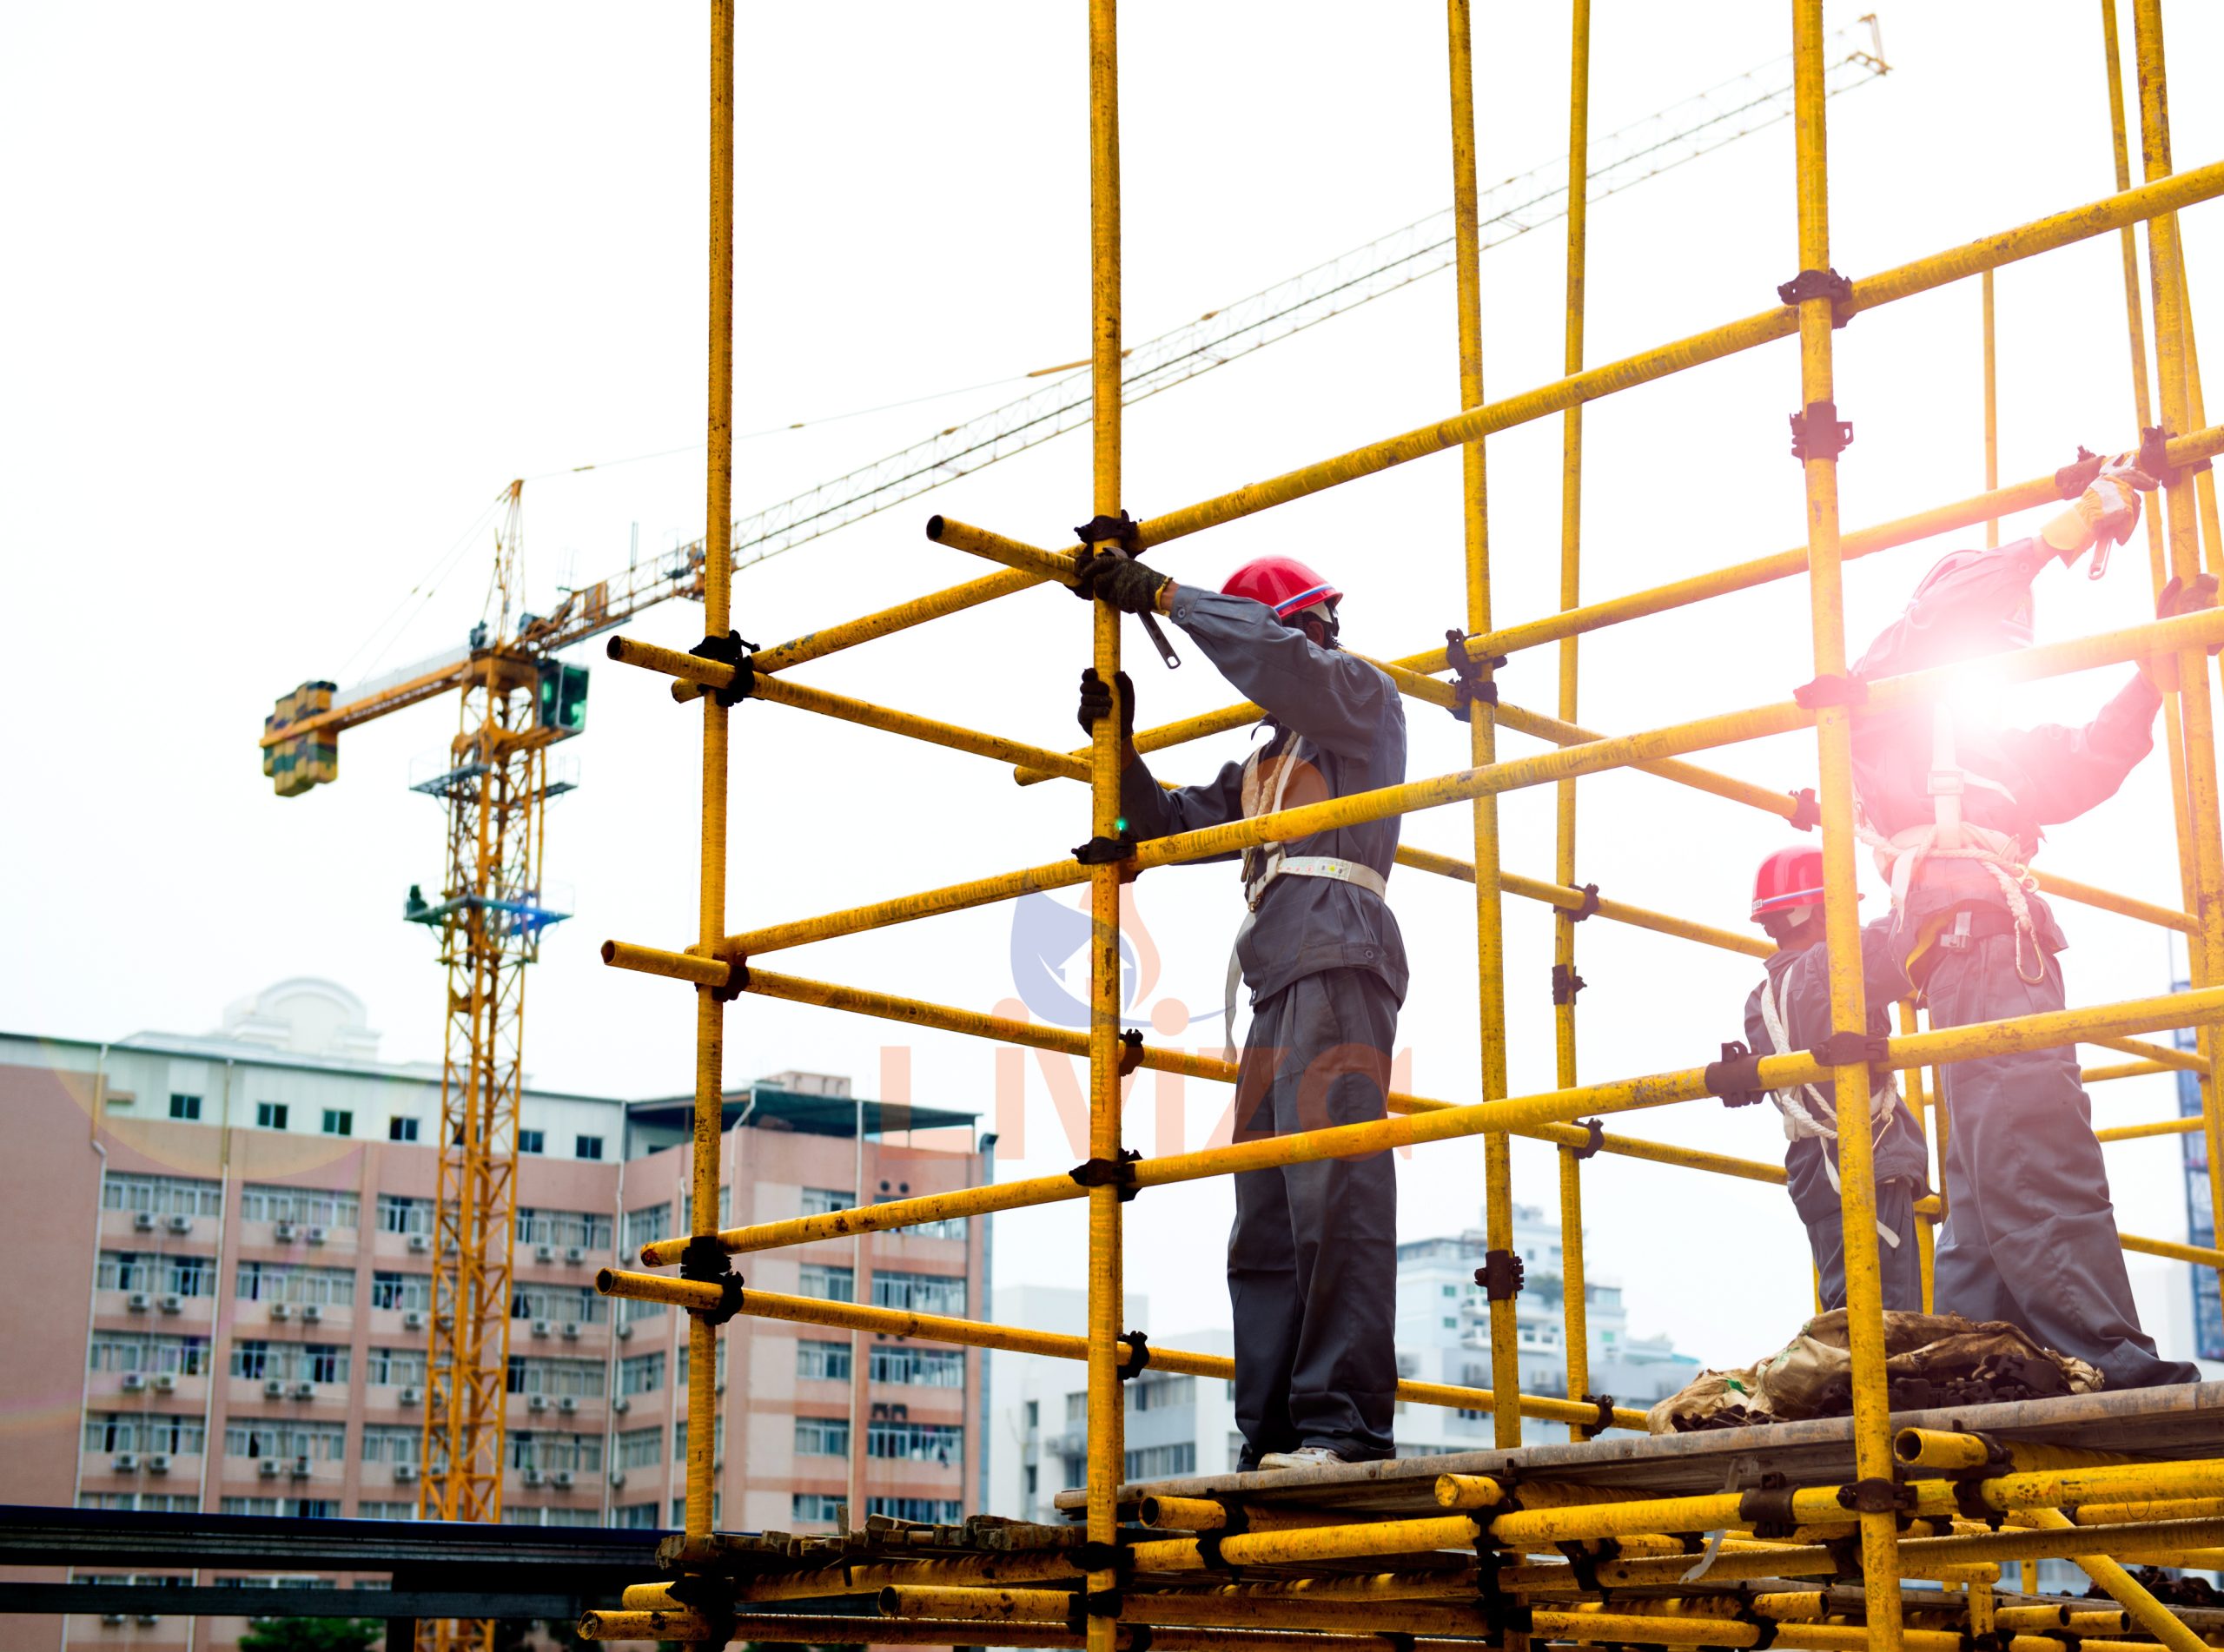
[
  {"x1": 1075, "y1": 551, "x2": 1403, "y2": 1470},
  {"x1": 1847, "y1": 454, "x2": 2201, "y2": 1387},
  {"x1": 1742, "y1": 846, "x2": 1929, "y2": 1313}
]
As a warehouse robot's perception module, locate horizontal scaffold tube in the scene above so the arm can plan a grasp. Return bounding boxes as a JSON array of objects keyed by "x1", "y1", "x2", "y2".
[
  {"x1": 584, "y1": 1609, "x2": 1099, "y2": 1648},
  {"x1": 620, "y1": 605, "x2": 2221, "y2": 968},
  {"x1": 619, "y1": 977, "x2": 2224, "y2": 1265},
  {"x1": 877, "y1": 1584, "x2": 1494, "y2": 1636},
  {"x1": 596, "y1": 1266, "x2": 1648, "y2": 1431}
]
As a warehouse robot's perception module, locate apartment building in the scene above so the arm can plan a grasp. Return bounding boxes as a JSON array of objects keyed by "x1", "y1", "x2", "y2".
[{"x1": 0, "y1": 979, "x2": 987, "y2": 1652}]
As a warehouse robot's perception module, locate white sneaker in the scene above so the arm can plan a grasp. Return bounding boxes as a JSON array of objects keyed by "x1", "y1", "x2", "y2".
[{"x1": 1256, "y1": 1446, "x2": 1352, "y2": 1471}]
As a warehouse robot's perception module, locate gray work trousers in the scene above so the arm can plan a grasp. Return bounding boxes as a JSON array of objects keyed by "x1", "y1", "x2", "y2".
[
  {"x1": 1788, "y1": 1144, "x2": 1924, "y2": 1313},
  {"x1": 1928, "y1": 932, "x2": 2201, "y2": 1389},
  {"x1": 1228, "y1": 967, "x2": 1399, "y2": 1465}
]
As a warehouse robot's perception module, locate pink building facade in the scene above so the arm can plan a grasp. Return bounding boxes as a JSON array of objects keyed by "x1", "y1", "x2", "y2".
[{"x1": 0, "y1": 981, "x2": 988, "y2": 1652}]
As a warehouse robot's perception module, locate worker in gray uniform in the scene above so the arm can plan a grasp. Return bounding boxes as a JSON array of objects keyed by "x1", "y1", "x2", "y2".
[
  {"x1": 1848, "y1": 453, "x2": 2201, "y2": 1387},
  {"x1": 1741, "y1": 845, "x2": 1929, "y2": 1312},
  {"x1": 1076, "y1": 550, "x2": 1403, "y2": 1470}
]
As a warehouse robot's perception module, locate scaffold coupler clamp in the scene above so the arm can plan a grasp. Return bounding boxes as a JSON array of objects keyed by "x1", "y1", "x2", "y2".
[
  {"x1": 1552, "y1": 962, "x2": 1586, "y2": 1006},
  {"x1": 1705, "y1": 1041, "x2": 1767, "y2": 1109},
  {"x1": 1577, "y1": 1392, "x2": 1616, "y2": 1441},
  {"x1": 1073, "y1": 829, "x2": 1139, "y2": 870},
  {"x1": 1788, "y1": 400, "x2": 1854, "y2": 464},
  {"x1": 1443, "y1": 628, "x2": 1506, "y2": 723},
  {"x1": 1567, "y1": 882, "x2": 1601, "y2": 922},
  {"x1": 1192, "y1": 1501, "x2": 1248, "y2": 1571},
  {"x1": 1069, "y1": 1538, "x2": 1135, "y2": 1586},
  {"x1": 1476, "y1": 1248, "x2": 1525, "y2": 1301},
  {"x1": 1948, "y1": 1432, "x2": 2013, "y2": 1524},
  {"x1": 1570, "y1": 1118, "x2": 1605, "y2": 1161},
  {"x1": 707, "y1": 944, "x2": 749, "y2": 1004},
  {"x1": 1472, "y1": 1537, "x2": 1532, "y2": 1637},
  {"x1": 1777, "y1": 266, "x2": 1855, "y2": 329},
  {"x1": 1069, "y1": 1146, "x2": 1142, "y2": 1202},
  {"x1": 2140, "y1": 423, "x2": 2211, "y2": 488},
  {"x1": 1738, "y1": 1472, "x2": 1800, "y2": 1541},
  {"x1": 1075, "y1": 509, "x2": 1182, "y2": 669},
  {"x1": 1117, "y1": 1027, "x2": 1146, "y2": 1077},
  {"x1": 2055, "y1": 445, "x2": 2105, "y2": 499},
  {"x1": 1836, "y1": 1473, "x2": 1917, "y2": 1518},
  {"x1": 687, "y1": 628, "x2": 758, "y2": 706},
  {"x1": 1787, "y1": 786, "x2": 1822, "y2": 832},
  {"x1": 1809, "y1": 1028, "x2": 1893, "y2": 1099},
  {"x1": 678, "y1": 1233, "x2": 744, "y2": 1325},
  {"x1": 1553, "y1": 1535, "x2": 1618, "y2": 1594},
  {"x1": 1115, "y1": 1329, "x2": 1151, "y2": 1383}
]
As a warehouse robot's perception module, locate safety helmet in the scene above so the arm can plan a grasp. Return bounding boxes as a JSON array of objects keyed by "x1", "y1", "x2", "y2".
[
  {"x1": 1912, "y1": 548, "x2": 2035, "y2": 651},
  {"x1": 1222, "y1": 555, "x2": 1344, "y2": 619},
  {"x1": 1751, "y1": 845, "x2": 1829, "y2": 922}
]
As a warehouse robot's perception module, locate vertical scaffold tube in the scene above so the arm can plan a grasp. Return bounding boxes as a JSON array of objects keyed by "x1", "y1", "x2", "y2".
[
  {"x1": 1896, "y1": 999, "x2": 1936, "y2": 1313},
  {"x1": 687, "y1": 0, "x2": 736, "y2": 1550},
  {"x1": 1552, "y1": 0, "x2": 1595, "y2": 1443},
  {"x1": 2132, "y1": 0, "x2": 2224, "y2": 1256},
  {"x1": 1084, "y1": 6, "x2": 1127, "y2": 1650},
  {"x1": 1789, "y1": 6, "x2": 1903, "y2": 1648},
  {"x1": 2101, "y1": 0, "x2": 2201, "y2": 926},
  {"x1": 1444, "y1": 0, "x2": 1519, "y2": 1451},
  {"x1": 1982, "y1": 270, "x2": 1999, "y2": 548}
]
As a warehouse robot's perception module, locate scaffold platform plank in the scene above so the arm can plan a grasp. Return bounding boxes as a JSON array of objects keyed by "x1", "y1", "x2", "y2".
[{"x1": 1054, "y1": 1380, "x2": 2224, "y2": 1517}]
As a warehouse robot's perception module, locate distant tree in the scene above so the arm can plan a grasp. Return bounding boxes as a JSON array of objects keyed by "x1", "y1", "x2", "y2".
[{"x1": 237, "y1": 1618, "x2": 386, "y2": 1652}]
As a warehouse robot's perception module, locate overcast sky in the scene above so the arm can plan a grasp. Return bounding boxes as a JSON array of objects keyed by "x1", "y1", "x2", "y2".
[{"x1": 7, "y1": 3, "x2": 2224, "y2": 1373}]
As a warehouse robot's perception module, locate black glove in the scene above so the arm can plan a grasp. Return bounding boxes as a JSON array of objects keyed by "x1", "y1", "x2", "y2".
[
  {"x1": 1073, "y1": 552, "x2": 1167, "y2": 615},
  {"x1": 1077, "y1": 668, "x2": 1135, "y2": 740}
]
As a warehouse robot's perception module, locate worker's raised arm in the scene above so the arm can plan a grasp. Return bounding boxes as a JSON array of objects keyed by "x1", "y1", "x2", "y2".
[
  {"x1": 1162, "y1": 586, "x2": 1400, "y2": 759},
  {"x1": 1118, "y1": 755, "x2": 1245, "y2": 861},
  {"x1": 1999, "y1": 671, "x2": 2161, "y2": 826}
]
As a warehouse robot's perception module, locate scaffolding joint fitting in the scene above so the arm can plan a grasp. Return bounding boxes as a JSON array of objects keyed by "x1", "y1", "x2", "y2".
[
  {"x1": 2139, "y1": 424, "x2": 2211, "y2": 486},
  {"x1": 707, "y1": 945, "x2": 749, "y2": 1004},
  {"x1": 1568, "y1": 881, "x2": 1601, "y2": 921},
  {"x1": 1734, "y1": 1606, "x2": 1783, "y2": 1650},
  {"x1": 1116, "y1": 1027, "x2": 1145, "y2": 1077},
  {"x1": 1073, "y1": 832, "x2": 1139, "y2": 868},
  {"x1": 1789, "y1": 400, "x2": 1855, "y2": 463},
  {"x1": 1115, "y1": 1329, "x2": 1152, "y2": 1382},
  {"x1": 1837, "y1": 1475, "x2": 1917, "y2": 1516},
  {"x1": 678, "y1": 1235, "x2": 744, "y2": 1325},
  {"x1": 1738, "y1": 1473, "x2": 1800, "y2": 1539},
  {"x1": 1444, "y1": 629, "x2": 1506, "y2": 723},
  {"x1": 1192, "y1": 1503, "x2": 1248, "y2": 1570},
  {"x1": 1792, "y1": 672, "x2": 1868, "y2": 709},
  {"x1": 1552, "y1": 962, "x2": 1586, "y2": 1006},
  {"x1": 1073, "y1": 510, "x2": 1142, "y2": 552},
  {"x1": 1810, "y1": 1029, "x2": 1892, "y2": 1095},
  {"x1": 1705, "y1": 1041, "x2": 1767, "y2": 1108},
  {"x1": 2055, "y1": 445, "x2": 2105, "y2": 499},
  {"x1": 1577, "y1": 1391, "x2": 1617, "y2": 1441},
  {"x1": 1476, "y1": 1248, "x2": 1526, "y2": 1301},
  {"x1": 686, "y1": 629, "x2": 758, "y2": 706},
  {"x1": 1570, "y1": 1118, "x2": 1605, "y2": 1161},
  {"x1": 1473, "y1": 1543, "x2": 1531, "y2": 1635},
  {"x1": 1777, "y1": 266, "x2": 1855, "y2": 327},
  {"x1": 1069, "y1": 1146, "x2": 1142, "y2": 1201},
  {"x1": 1788, "y1": 786, "x2": 1821, "y2": 832},
  {"x1": 1553, "y1": 1536, "x2": 1616, "y2": 1594},
  {"x1": 1069, "y1": 1539, "x2": 1133, "y2": 1581},
  {"x1": 1082, "y1": 1589, "x2": 1124, "y2": 1619}
]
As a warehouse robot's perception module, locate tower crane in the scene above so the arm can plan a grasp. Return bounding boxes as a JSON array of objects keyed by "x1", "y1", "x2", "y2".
[{"x1": 251, "y1": 23, "x2": 1887, "y2": 1629}]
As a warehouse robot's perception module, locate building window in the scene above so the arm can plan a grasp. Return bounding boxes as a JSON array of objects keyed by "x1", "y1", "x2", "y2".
[
  {"x1": 800, "y1": 1188, "x2": 855, "y2": 1217},
  {"x1": 167, "y1": 1255, "x2": 215, "y2": 1297},
  {"x1": 89, "y1": 1334, "x2": 209, "y2": 1376},
  {"x1": 84, "y1": 1414, "x2": 207, "y2": 1455},
  {"x1": 102, "y1": 1173, "x2": 222, "y2": 1218},
  {"x1": 574, "y1": 1135, "x2": 604, "y2": 1160},
  {"x1": 504, "y1": 1357, "x2": 606, "y2": 1398},
  {"x1": 226, "y1": 1342, "x2": 350, "y2": 1384},
  {"x1": 377, "y1": 1195, "x2": 432, "y2": 1236},
  {"x1": 235, "y1": 1263, "x2": 356, "y2": 1307},
  {"x1": 616, "y1": 1429, "x2": 662, "y2": 1470},
  {"x1": 169, "y1": 1094, "x2": 202, "y2": 1121},
  {"x1": 870, "y1": 1271, "x2": 964, "y2": 1317},
  {"x1": 1123, "y1": 1443, "x2": 1196, "y2": 1480},
  {"x1": 791, "y1": 1493, "x2": 844, "y2": 1525},
  {"x1": 794, "y1": 1417, "x2": 851, "y2": 1457},
  {"x1": 255, "y1": 1103, "x2": 289, "y2": 1131},
  {"x1": 900, "y1": 1213, "x2": 969, "y2": 1241},
  {"x1": 1126, "y1": 1373, "x2": 1194, "y2": 1412},
  {"x1": 506, "y1": 1431, "x2": 604, "y2": 1473},
  {"x1": 680, "y1": 1186, "x2": 732, "y2": 1231},
  {"x1": 798, "y1": 1341, "x2": 851, "y2": 1382},
  {"x1": 517, "y1": 1209, "x2": 612, "y2": 1250},
  {"x1": 96, "y1": 1252, "x2": 156, "y2": 1292},
  {"x1": 671, "y1": 1418, "x2": 724, "y2": 1463},
  {"x1": 798, "y1": 1265, "x2": 855, "y2": 1304},
  {"x1": 868, "y1": 1497, "x2": 963, "y2": 1525},
  {"x1": 241, "y1": 1186, "x2": 361, "y2": 1227},
  {"x1": 623, "y1": 1205, "x2": 672, "y2": 1251},
  {"x1": 869, "y1": 1345, "x2": 963, "y2": 1387},
  {"x1": 389, "y1": 1118, "x2": 420, "y2": 1143},
  {"x1": 1023, "y1": 1401, "x2": 1038, "y2": 1429},
  {"x1": 321, "y1": 1110, "x2": 353, "y2": 1137},
  {"x1": 619, "y1": 1352, "x2": 666, "y2": 1396},
  {"x1": 666, "y1": 1496, "x2": 720, "y2": 1527},
  {"x1": 360, "y1": 1426, "x2": 420, "y2": 1465},
  {"x1": 510, "y1": 1283, "x2": 606, "y2": 1324},
  {"x1": 1442, "y1": 1317, "x2": 1456, "y2": 1329},
  {"x1": 866, "y1": 1421, "x2": 963, "y2": 1464},
  {"x1": 223, "y1": 1421, "x2": 348, "y2": 1460},
  {"x1": 614, "y1": 1503, "x2": 659, "y2": 1530},
  {"x1": 355, "y1": 1502, "x2": 418, "y2": 1521},
  {"x1": 365, "y1": 1346, "x2": 427, "y2": 1386},
  {"x1": 519, "y1": 1130, "x2": 545, "y2": 1154},
  {"x1": 370, "y1": 1272, "x2": 433, "y2": 1312}
]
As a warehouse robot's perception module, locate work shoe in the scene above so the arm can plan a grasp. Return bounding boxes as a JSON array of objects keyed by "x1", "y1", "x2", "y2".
[{"x1": 1256, "y1": 1446, "x2": 1351, "y2": 1471}]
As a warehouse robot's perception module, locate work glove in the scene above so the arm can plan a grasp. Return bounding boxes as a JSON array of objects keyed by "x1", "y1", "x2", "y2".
[
  {"x1": 1077, "y1": 667, "x2": 1135, "y2": 741},
  {"x1": 2040, "y1": 453, "x2": 2156, "y2": 564},
  {"x1": 1073, "y1": 552, "x2": 1168, "y2": 615},
  {"x1": 2141, "y1": 572, "x2": 2222, "y2": 691}
]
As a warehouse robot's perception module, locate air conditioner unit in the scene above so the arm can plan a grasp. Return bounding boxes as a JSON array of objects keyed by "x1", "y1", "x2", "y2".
[
  {"x1": 523, "y1": 1467, "x2": 546, "y2": 1487},
  {"x1": 136, "y1": 1616, "x2": 162, "y2": 1629},
  {"x1": 133, "y1": 1212, "x2": 157, "y2": 1232},
  {"x1": 608, "y1": 1470, "x2": 626, "y2": 1489},
  {"x1": 292, "y1": 1380, "x2": 316, "y2": 1399},
  {"x1": 557, "y1": 1395, "x2": 578, "y2": 1414},
  {"x1": 553, "y1": 1470, "x2": 575, "y2": 1490},
  {"x1": 157, "y1": 1294, "x2": 183, "y2": 1315},
  {"x1": 560, "y1": 1321, "x2": 581, "y2": 1341},
  {"x1": 611, "y1": 1395, "x2": 631, "y2": 1414},
  {"x1": 400, "y1": 1385, "x2": 423, "y2": 1405},
  {"x1": 300, "y1": 1304, "x2": 323, "y2": 1324},
  {"x1": 268, "y1": 1301, "x2": 291, "y2": 1320},
  {"x1": 126, "y1": 1292, "x2": 152, "y2": 1312},
  {"x1": 563, "y1": 1246, "x2": 586, "y2": 1265},
  {"x1": 407, "y1": 1233, "x2": 431, "y2": 1253},
  {"x1": 264, "y1": 1378, "x2": 286, "y2": 1398},
  {"x1": 290, "y1": 1455, "x2": 313, "y2": 1478},
  {"x1": 113, "y1": 1452, "x2": 140, "y2": 1471},
  {"x1": 306, "y1": 1226, "x2": 328, "y2": 1246},
  {"x1": 274, "y1": 1221, "x2": 298, "y2": 1242},
  {"x1": 615, "y1": 1322, "x2": 632, "y2": 1341},
  {"x1": 259, "y1": 1459, "x2": 281, "y2": 1478},
  {"x1": 394, "y1": 1462, "x2": 418, "y2": 1483},
  {"x1": 119, "y1": 1373, "x2": 146, "y2": 1393},
  {"x1": 147, "y1": 1454, "x2": 171, "y2": 1475},
  {"x1": 102, "y1": 1614, "x2": 128, "y2": 1626},
  {"x1": 714, "y1": 1375, "x2": 726, "y2": 1394},
  {"x1": 527, "y1": 1394, "x2": 548, "y2": 1412},
  {"x1": 153, "y1": 1373, "x2": 177, "y2": 1393},
  {"x1": 534, "y1": 1244, "x2": 555, "y2": 1263},
  {"x1": 531, "y1": 1318, "x2": 552, "y2": 1339},
  {"x1": 166, "y1": 1214, "x2": 193, "y2": 1235},
  {"x1": 402, "y1": 1310, "x2": 428, "y2": 1331}
]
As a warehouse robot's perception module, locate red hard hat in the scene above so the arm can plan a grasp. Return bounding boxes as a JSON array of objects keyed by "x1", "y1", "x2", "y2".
[
  {"x1": 1751, "y1": 845, "x2": 1829, "y2": 922},
  {"x1": 1222, "y1": 555, "x2": 1343, "y2": 618}
]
